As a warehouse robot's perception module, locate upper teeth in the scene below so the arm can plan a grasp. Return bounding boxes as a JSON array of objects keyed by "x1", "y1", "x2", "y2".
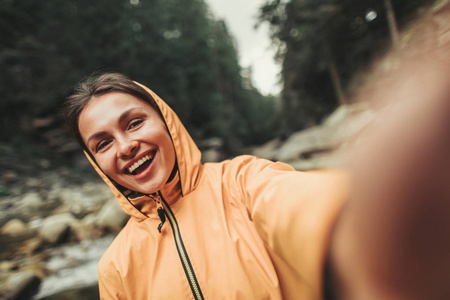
[{"x1": 128, "y1": 154, "x2": 152, "y2": 174}]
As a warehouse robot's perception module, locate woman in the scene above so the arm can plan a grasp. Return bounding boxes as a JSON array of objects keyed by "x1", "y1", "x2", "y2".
[{"x1": 63, "y1": 73, "x2": 349, "y2": 299}]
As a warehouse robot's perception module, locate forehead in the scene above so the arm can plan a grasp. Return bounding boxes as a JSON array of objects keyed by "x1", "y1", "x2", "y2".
[
  {"x1": 78, "y1": 92, "x2": 158, "y2": 137},
  {"x1": 88, "y1": 92, "x2": 154, "y2": 113}
]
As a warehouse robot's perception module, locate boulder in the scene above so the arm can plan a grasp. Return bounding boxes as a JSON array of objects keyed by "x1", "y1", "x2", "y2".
[
  {"x1": 251, "y1": 138, "x2": 282, "y2": 161},
  {"x1": 273, "y1": 103, "x2": 375, "y2": 169},
  {"x1": 275, "y1": 126, "x2": 329, "y2": 162},
  {"x1": 18, "y1": 192, "x2": 44, "y2": 211},
  {"x1": 71, "y1": 213, "x2": 100, "y2": 240},
  {"x1": 199, "y1": 137, "x2": 224, "y2": 149},
  {"x1": 25, "y1": 178, "x2": 43, "y2": 189},
  {"x1": 1, "y1": 219, "x2": 34, "y2": 236},
  {"x1": 81, "y1": 183, "x2": 114, "y2": 206},
  {"x1": 0, "y1": 260, "x2": 19, "y2": 272},
  {"x1": 18, "y1": 237, "x2": 46, "y2": 255},
  {"x1": 38, "y1": 213, "x2": 76, "y2": 244},
  {"x1": 1, "y1": 171, "x2": 19, "y2": 184},
  {"x1": 202, "y1": 149, "x2": 222, "y2": 163},
  {"x1": 5, "y1": 271, "x2": 41, "y2": 300},
  {"x1": 58, "y1": 185, "x2": 112, "y2": 217},
  {"x1": 96, "y1": 200, "x2": 129, "y2": 232}
]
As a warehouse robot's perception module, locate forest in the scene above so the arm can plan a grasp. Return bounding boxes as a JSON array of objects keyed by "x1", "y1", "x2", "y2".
[
  {"x1": 0, "y1": 0, "x2": 277, "y2": 160},
  {"x1": 0, "y1": 0, "x2": 439, "y2": 158},
  {"x1": 259, "y1": 0, "x2": 438, "y2": 134}
]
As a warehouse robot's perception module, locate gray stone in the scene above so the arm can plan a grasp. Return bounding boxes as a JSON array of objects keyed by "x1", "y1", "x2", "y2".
[
  {"x1": 59, "y1": 188, "x2": 86, "y2": 205},
  {"x1": 1, "y1": 171, "x2": 19, "y2": 184},
  {"x1": 71, "y1": 214, "x2": 100, "y2": 240},
  {"x1": 273, "y1": 103, "x2": 375, "y2": 169},
  {"x1": 6, "y1": 271, "x2": 41, "y2": 300},
  {"x1": 1, "y1": 218, "x2": 33, "y2": 236},
  {"x1": 199, "y1": 137, "x2": 224, "y2": 149},
  {"x1": 20, "y1": 192, "x2": 44, "y2": 209},
  {"x1": 251, "y1": 138, "x2": 282, "y2": 161},
  {"x1": 275, "y1": 126, "x2": 329, "y2": 163},
  {"x1": 39, "y1": 213, "x2": 76, "y2": 244},
  {"x1": 25, "y1": 178, "x2": 43, "y2": 188},
  {"x1": 96, "y1": 200, "x2": 129, "y2": 232},
  {"x1": 81, "y1": 183, "x2": 114, "y2": 206},
  {"x1": 201, "y1": 149, "x2": 222, "y2": 163},
  {"x1": 0, "y1": 261, "x2": 19, "y2": 272}
]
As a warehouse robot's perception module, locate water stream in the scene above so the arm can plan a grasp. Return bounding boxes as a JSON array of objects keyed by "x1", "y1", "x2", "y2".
[{"x1": 33, "y1": 235, "x2": 114, "y2": 299}]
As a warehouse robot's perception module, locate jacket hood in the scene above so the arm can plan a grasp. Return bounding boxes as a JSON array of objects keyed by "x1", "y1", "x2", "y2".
[{"x1": 84, "y1": 82, "x2": 203, "y2": 221}]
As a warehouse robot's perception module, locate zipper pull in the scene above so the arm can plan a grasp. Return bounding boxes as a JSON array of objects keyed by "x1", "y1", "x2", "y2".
[{"x1": 156, "y1": 201, "x2": 166, "y2": 233}]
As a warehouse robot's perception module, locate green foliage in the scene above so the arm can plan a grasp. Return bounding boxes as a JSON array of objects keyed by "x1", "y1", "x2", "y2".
[
  {"x1": 0, "y1": 184, "x2": 11, "y2": 196},
  {"x1": 0, "y1": 0, "x2": 278, "y2": 151},
  {"x1": 259, "y1": 0, "x2": 438, "y2": 133}
]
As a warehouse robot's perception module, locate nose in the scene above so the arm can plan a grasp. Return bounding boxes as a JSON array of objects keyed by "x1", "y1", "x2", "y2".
[{"x1": 117, "y1": 136, "x2": 138, "y2": 158}]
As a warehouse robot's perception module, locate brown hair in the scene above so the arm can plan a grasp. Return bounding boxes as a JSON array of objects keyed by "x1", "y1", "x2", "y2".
[{"x1": 62, "y1": 73, "x2": 160, "y2": 151}]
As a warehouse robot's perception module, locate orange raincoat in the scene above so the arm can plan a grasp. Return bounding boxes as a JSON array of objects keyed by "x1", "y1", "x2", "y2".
[{"x1": 87, "y1": 85, "x2": 349, "y2": 299}]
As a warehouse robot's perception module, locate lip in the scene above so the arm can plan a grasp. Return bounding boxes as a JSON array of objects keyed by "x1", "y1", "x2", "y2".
[{"x1": 122, "y1": 149, "x2": 156, "y2": 174}]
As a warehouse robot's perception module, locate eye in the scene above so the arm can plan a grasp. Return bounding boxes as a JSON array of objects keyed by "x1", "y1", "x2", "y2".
[
  {"x1": 96, "y1": 140, "x2": 112, "y2": 152},
  {"x1": 128, "y1": 118, "x2": 143, "y2": 130}
]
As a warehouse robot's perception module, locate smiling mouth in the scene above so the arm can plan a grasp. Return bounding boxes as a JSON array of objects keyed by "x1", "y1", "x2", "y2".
[{"x1": 127, "y1": 151, "x2": 155, "y2": 175}]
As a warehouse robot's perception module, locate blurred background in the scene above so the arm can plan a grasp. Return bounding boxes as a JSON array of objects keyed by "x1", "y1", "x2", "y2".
[{"x1": 0, "y1": 0, "x2": 441, "y2": 299}]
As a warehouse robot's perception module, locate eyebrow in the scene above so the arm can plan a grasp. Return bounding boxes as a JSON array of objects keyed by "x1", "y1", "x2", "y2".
[{"x1": 86, "y1": 107, "x2": 143, "y2": 147}]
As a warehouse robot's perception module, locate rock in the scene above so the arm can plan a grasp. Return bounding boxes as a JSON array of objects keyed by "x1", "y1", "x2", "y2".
[
  {"x1": 251, "y1": 138, "x2": 282, "y2": 161},
  {"x1": 288, "y1": 147, "x2": 349, "y2": 171},
  {"x1": 58, "y1": 186, "x2": 110, "y2": 217},
  {"x1": 71, "y1": 213, "x2": 101, "y2": 240},
  {"x1": 20, "y1": 192, "x2": 44, "y2": 209},
  {"x1": 202, "y1": 149, "x2": 222, "y2": 163},
  {"x1": 81, "y1": 182, "x2": 115, "y2": 205},
  {"x1": 39, "y1": 159, "x2": 51, "y2": 169},
  {"x1": 274, "y1": 103, "x2": 375, "y2": 168},
  {"x1": 326, "y1": 111, "x2": 375, "y2": 146},
  {"x1": 18, "y1": 237, "x2": 45, "y2": 255},
  {"x1": 323, "y1": 102, "x2": 371, "y2": 128},
  {"x1": 6, "y1": 271, "x2": 41, "y2": 300},
  {"x1": 275, "y1": 126, "x2": 329, "y2": 162},
  {"x1": 82, "y1": 213, "x2": 98, "y2": 228},
  {"x1": 96, "y1": 200, "x2": 129, "y2": 232},
  {"x1": 0, "y1": 260, "x2": 19, "y2": 272},
  {"x1": 39, "y1": 213, "x2": 76, "y2": 244},
  {"x1": 1, "y1": 219, "x2": 34, "y2": 236},
  {"x1": 59, "y1": 188, "x2": 83, "y2": 203},
  {"x1": 1, "y1": 171, "x2": 19, "y2": 184},
  {"x1": 25, "y1": 178, "x2": 43, "y2": 189},
  {"x1": 199, "y1": 137, "x2": 224, "y2": 149},
  {"x1": 28, "y1": 217, "x2": 44, "y2": 230}
]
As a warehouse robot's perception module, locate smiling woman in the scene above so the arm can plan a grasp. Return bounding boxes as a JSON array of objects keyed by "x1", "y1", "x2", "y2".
[{"x1": 62, "y1": 72, "x2": 350, "y2": 300}]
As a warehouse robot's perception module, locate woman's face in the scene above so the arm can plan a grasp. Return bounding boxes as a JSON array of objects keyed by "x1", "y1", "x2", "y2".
[{"x1": 79, "y1": 92, "x2": 176, "y2": 194}]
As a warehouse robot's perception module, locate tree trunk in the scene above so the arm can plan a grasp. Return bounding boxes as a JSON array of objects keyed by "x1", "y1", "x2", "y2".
[
  {"x1": 329, "y1": 59, "x2": 346, "y2": 105},
  {"x1": 384, "y1": 0, "x2": 399, "y2": 46}
]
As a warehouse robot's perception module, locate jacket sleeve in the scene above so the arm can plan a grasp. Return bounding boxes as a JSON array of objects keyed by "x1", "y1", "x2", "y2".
[
  {"x1": 226, "y1": 155, "x2": 350, "y2": 300},
  {"x1": 98, "y1": 255, "x2": 127, "y2": 300}
]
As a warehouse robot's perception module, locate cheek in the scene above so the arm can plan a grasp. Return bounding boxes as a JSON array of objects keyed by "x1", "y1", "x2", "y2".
[
  {"x1": 161, "y1": 134, "x2": 175, "y2": 161},
  {"x1": 95, "y1": 153, "x2": 117, "y2": 178}
]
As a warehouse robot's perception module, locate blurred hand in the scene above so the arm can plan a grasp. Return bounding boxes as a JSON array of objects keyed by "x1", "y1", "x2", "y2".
[{"x1": 329, "y1": 6, "x2": 450, "y2": 299}]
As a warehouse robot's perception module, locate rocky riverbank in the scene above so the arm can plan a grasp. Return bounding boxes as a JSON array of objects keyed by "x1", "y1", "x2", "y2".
[
  {"x1": 249, "y1": 101, "x2": 375, "y2": 169},
  {"x1": 0, "y1": 146, "x2": 128, "y2": 299}
]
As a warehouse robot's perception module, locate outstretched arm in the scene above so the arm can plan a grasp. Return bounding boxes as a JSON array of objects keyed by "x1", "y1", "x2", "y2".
[{"x1": 329, "y1": 20, "x2": 450, "y2": 300}]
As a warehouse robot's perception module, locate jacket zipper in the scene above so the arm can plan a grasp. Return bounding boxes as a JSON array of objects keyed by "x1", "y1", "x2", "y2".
[{"x1": 154, "y1": 192, "x2": 205, "y2": 300}]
